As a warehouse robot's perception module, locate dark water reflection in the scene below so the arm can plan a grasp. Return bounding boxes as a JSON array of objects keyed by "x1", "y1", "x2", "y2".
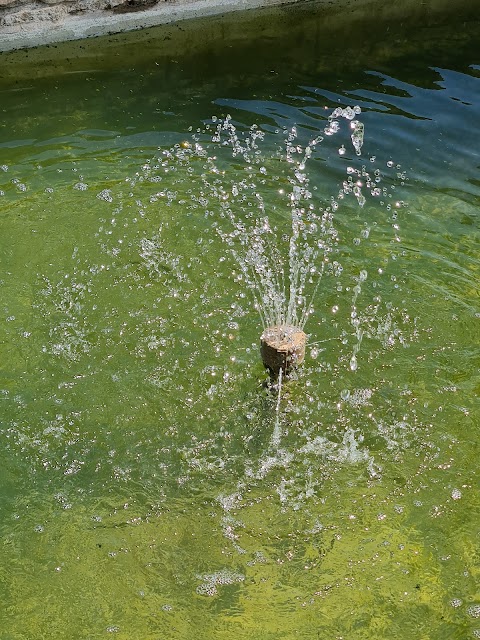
[{"x1": 1, "y1": 0, "x2": 479, "y2": 199}]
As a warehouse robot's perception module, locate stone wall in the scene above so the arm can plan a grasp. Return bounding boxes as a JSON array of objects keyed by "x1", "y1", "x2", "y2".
[
  {"x1": 0, "y1": 0, "x2": 308, "y2": 51},
  {"x1": 2, "y1": 0, "x2": 476, "y2": 53}
]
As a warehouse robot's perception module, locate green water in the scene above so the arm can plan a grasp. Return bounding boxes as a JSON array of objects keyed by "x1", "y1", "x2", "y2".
[{"x1": 1, "y1": 1, "x2": 479, "y2": 638}]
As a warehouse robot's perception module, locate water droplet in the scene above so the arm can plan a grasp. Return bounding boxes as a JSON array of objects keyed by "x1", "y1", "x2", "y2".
[
  {"x1": 467, "y1": 605, "x2": 480, "y2": 619},
  {"x1": 450, "y1": 598, "x2": 463, "y2": 608},
  {"x1": 350, "y1": 120, "x2": 364, "y2": 155},
  {"x1": 96, "y1": 188, "x2": 113, "y2": 202}
]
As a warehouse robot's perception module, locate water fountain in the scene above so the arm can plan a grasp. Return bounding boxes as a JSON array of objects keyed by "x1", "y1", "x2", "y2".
[
  {"x1": 173, "y1": 107, "x2": 396, "y2": 379},
  {"x1": 1, "y1": 6, "x2": 479, "y2": 632},
  {"x1": 260, "y1": 324, "x2": 306, "y2": 375}
]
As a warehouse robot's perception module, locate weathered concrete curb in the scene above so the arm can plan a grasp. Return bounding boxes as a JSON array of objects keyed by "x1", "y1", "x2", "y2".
[
  {"x1": 0, "y1": 0, "x2": 310, "y2": 52},
  {"x1": 0, "y1": 0, "x2": 476, "y2": 53}
]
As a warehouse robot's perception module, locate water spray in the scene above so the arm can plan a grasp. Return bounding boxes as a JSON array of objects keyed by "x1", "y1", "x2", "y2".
[{"x1": 194, "y1": 107, "x2": 373, "y2": 378}]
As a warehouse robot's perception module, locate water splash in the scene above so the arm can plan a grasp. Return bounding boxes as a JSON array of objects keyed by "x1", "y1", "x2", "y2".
[
  {"x1": 26, "y1": 105, "x2": 416, "y2": 514},
  {"x1": 201, "y1": 114, "x2": 342, "y2": 330},
  {"x1": 155, "y1": 107, "x2": 406, "y2": 344}
]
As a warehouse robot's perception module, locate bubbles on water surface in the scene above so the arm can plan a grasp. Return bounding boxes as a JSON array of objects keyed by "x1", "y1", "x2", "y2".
[
  {"x1": 139, "y1": 231, "x2": 189, "y2": 286},
  {"x1": 38, "y1": 271, "x2": 95, "y2": 361},
  {"x1": 468, "y1": 606, "x2": 480, "y2": 619},
  {"x1": 96, "y1": 188, "x2": 113, "y2": 203},
  {"x1": 196, "y1": 568, "x2": 245, "y2": 596},
  {"x1": 11, "y1": 177, "x2": 27, "y2": 192}
]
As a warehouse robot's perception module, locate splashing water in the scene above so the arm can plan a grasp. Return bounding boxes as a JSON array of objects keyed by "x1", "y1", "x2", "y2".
[
  {"x1": 6, "y1": 101, "x2": 418, "y2": 572},
  {"x1": 144, "y1": 107, "x2": 406, "y2": 348},
  {"x1": 202, "y1": 107, "x2": 369, "y2": 331}
]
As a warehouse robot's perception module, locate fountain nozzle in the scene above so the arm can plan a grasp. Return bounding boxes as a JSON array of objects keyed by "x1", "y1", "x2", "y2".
[{"x1": 260, "y1": 325, "x2": 306, "y2": 376}]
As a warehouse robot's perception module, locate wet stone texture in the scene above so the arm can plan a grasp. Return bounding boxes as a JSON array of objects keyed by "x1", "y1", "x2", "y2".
[
  {"x1": 0, "y1": 0, "x2": 301, "y2": 50},
  {"x1": 260, "y1": 325, "x2": 306, "y2": 376}
]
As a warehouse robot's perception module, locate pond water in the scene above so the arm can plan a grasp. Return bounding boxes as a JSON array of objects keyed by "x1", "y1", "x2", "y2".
[{"x1": 0, "y1": 1, "x2": 479, "y2": 638}]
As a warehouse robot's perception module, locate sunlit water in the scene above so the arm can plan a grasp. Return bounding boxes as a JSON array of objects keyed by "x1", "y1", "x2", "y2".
[{"x1": 1, "y1": 2, "x2": 479, "y2": 638}]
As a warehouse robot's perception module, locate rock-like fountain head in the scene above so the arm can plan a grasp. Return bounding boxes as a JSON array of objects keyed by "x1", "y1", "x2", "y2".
[{"x1": 260, "y1": 325, "x2": 306, "y2": 376}]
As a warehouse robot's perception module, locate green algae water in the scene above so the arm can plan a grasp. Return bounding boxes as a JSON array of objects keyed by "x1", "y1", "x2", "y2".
[{"x1": 1, "y1": 1, "x2": 480, "y2": 638}]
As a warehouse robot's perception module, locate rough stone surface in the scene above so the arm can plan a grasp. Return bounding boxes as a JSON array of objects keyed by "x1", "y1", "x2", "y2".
[
  {"x1": 0, "y1": 0, "x2": 28, "y2": 8},
  {"x1": 260, "y1": 325, "x2": 307, "y2": 376},
  {"x1": 39, "y1": 0, "x2": 76, "y2": 5},
  {"x1": 0, "y1": 0, "x2": 309, "y2": 51},
  {"x1": 1, "y1": 0, "x2": 476, "y2": 54}
]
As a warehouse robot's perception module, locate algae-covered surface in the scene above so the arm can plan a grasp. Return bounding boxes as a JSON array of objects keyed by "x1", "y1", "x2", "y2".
[{"x1": 0, "y1": 1, "x2": 479, "y2": 638}]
